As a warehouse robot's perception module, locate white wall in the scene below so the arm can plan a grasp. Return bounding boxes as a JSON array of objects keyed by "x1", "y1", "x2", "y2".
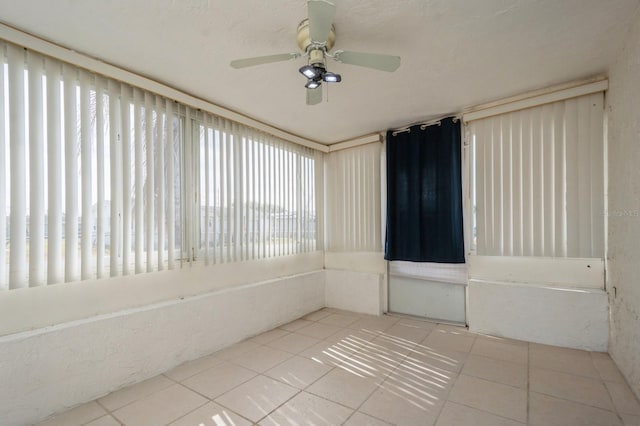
[
  {"x1": 324, "y1": 143, "x2": 386, "y2": 315},
  {"x1": 0, "y1": 252, "x2": 323, "y2": 337},
  {"x1": 0, "y1": 270, "x2": 325, "y2": 426},
  {"x1": 324, "y1": 252, "x2": 386, "y2": 315},
  {"x1": 607, "y1": 7, "x2": 640, "y2": 399},
  {"x1": 468, "y1": 280, "x2": 609, "y2": 351}
]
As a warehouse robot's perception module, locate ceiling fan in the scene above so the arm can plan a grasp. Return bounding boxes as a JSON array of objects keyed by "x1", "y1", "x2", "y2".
[{"x1": 230, "y1": 0, "x2": 401, "y2": 105}]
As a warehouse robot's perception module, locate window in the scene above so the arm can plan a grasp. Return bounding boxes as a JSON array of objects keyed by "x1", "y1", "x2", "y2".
[
  {"x1": 325, "y1": 143, "x2": 381, "y2": 252},
  {"x1": 0, "y1": 39, "x2": 319, "y2": 291},
  {"x1": 195, "y1": 114, "x2": 317, "y2": 263},
  {"x1": 468, "y1": 92, "x2": 605, "y2": 258},
  {"x1": 0, "y1": 42, "x2": 183, "y2": 289}
]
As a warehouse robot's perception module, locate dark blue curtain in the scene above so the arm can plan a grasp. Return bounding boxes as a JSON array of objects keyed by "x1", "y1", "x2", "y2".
[{"x1": 385, "y1": 117, "x2": 464, "y2": 263}]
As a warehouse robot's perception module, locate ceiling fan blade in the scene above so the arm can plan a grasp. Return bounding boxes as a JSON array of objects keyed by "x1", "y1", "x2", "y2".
[
  {"x1": 306, "y1": 86, "x2": 322, "y2": 105},
  {"x1": 308, "y1": 0, "x2": 336, "y2": 43},
  {"x1": 333, "y1": 50, "x2": 401, "y2": 72},
  {"x1": 230, "y1": 53, "x2": 299, "y2": 69}
]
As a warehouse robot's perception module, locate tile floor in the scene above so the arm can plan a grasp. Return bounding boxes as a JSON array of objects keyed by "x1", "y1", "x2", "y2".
[{"x1": 37, "y1": 308, "x2": 640, "y2": 426}]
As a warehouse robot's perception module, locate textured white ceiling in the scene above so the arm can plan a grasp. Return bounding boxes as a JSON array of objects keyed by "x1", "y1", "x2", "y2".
[{"x1": 0, "y1": 0, "x2": 638, "y2": 144}]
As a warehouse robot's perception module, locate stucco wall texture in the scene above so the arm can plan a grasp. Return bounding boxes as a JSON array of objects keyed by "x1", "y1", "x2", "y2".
[{"x1": 607, "y1": 6, "x2": 640, "y2": 400}]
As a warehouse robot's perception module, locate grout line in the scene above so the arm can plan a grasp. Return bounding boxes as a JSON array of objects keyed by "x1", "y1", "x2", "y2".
[
  {"x1": 529, "y1": 390, "x2": 621, "y2": 414},
  {"x1": 443, "y1": 400, "x2": 527, "y2": 425},
  {"x1": 97, "y1": 376, "x2": 176, "y2": 415},
  {"x1": 171, "y1": 394, "x2": 252, "y2": 426}
]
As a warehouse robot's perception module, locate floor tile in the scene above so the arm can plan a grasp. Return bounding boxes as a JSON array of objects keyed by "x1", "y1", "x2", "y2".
[
  {"x1": 168, "y1": 401, "x2": 252, "y2": 426},
  {"x1": 423, "y1": 326, "x2": 476, "y2": 353},
  {"x1": 84, "y1": 415, "x2": 121, "y2": 426},
  {"x1": 529, "y1": 391, "x2": 622, "y2": 426},
  {"x1": 339, "y1": 342, "x2": 403, "y2": 380},
  {"x1": 605, "y1": 381, "x2": 640, "y2": 415},
  {"x1": 343, "y1": 412, "x2": 394, "y2": 426},
  {"x1": 591, "y1": 352, "x2": 627, "y2": 383},
  {"x1": 530, "y1": 367, "x2": 614, "y2": 411},
  {"x1": 447, "y1": 374, "x2": 527, "y2": 423},
  {"x1": 250, "y1": 328, "x2": 291, "y2": 345},
  {"x1": 299, "y1": 340, "x2": 358, "y2": 367},
  {"x1": 98, "y1": 375, "x2": 174, "y2": 411},
  {"x1": 112, "y1": 383, "x2": 207, "y2": 426},
  {"x1": 279, "y1": 319, "x2": 314, "y2": 332},
  {"x1": 384, "y1": 322, "x2": 433, "y2": 344},
  {"x1": 229, "y1": 345, "x2": 293, "y2": 373},
  {"x1": 396, "y1": 317, "x2": 440, "y2": 331},
  {"x1": 359, "y1": 376, "x2": 445, "y2": 426},
  {"x1": 435, "y1": 401, "x2": 525, "y2": 426},
  {"x1": 348, "y1": 315, "x2": 399, "y2": 334},
  {"x1": 215, "y1": 375, "x2": 299, "y2": 422},
  {"x1": 306, "y1": 367, "x2": 381, "y2": 409},
  {"x1": 385, "y1": 359, "x2": 457, "y2": 409},
  {"x1": 214, "y1": 340, "x2": 262, "y2": 360},
  {"x1": 324, "y1": 327, "x2": 377, "y2": 347},
  {"x1": 259, "y1": 391, "x2": 353, "y2": 426},
  {"x1": 164, "y1": 353, "x2": 224, "y2": 382},
  {"x1": 36, "y1": 402, "x2": 107, "y2": 426},
  {"x1": 319, "y1": 313, "x2": 361, "y2": 327},
  {"x1": 296, "y1": 322, "x2": 343, "y2": 339},
  {"x1": 405, "y1": 345, "x2": 468, "y2": 373},
  {"x1": 264, "y1": 355, "x2": 333, "y2": 389},
  {"x1": 322, "y1": 307, "x2": 363, "y2": 316},
  {"x1": 397, "y1": 357, "x2": 459, "y2": 393},
  {"x1": 369, "y1": 334, "x2": 415, "y2": 358},
  {"x1": 530, "y1": 342, "x2": 600, "y2": 379},
  {"x1": 182, "y1": 361, "x2": 257, "y2": 399},
  {"x1": 461, "y1": 354, "x2": 527, "y2": 388},
  {"x1": 470, "y1": 336, "x2": 528, "y2": 365},
  {"x1": 266, "y1": 332, "x2": 320, "y2": 354},
  {"x1": 621, "y1": 413, "x2": 640, "y2": 425},
  {"x1": 302, "y1": 309, "x2": 334, "y2": 321}
]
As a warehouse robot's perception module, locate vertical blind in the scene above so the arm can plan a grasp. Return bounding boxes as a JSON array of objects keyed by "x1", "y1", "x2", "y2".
[
  {"x1": 195, "y1": 113, "x2": 319, "y2": 263},
  {"x1": 468, "y1": 92, "x2": 605, "y2": 258},
  {"x1": 0, "y1": 39, "x2": 319, "y2": 291},
  {"x1": 0, "y1": 42, "x2": 183, "y2": 290},
  {"x1": 326, "y1": 143, "x2": 381, "y2": 252}
]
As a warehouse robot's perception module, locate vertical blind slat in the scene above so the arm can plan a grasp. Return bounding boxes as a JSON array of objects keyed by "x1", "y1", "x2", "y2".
[
  {"x1": 79, "y1": 71, "x2": 92, "y2": 280},
  {"x1": 134, "y1": 89, "x2": 144, "y2": 273},
  {"x1": 121, "y1": 85, "x2": 132, "y2": 275},
  {"x1": 63, "y1": 64, "x2": 79, "y2": 283},
  {"x1": 0, "y1": 43, "x2": 7, "y2": 289},
  {"x1": 144, "y1": 93, "x2": 154, "y2": 272},
  {"x1": 45, "y1": 58, "x2": 63, "y2": 284},
  {"x1": 553, "y1": 102, "x2": 566, "y2": 257},
  {"x1": 108, "y1": 79, "x2": 121, "y2": 277},
  {"x1": 8, "y1": 45, "x2": 27, "y2": 289},
  {"x1": 28, "y1": 51, "x2": 45, "y2": 287},
  {"x1": 542, "y1": 104, "x2": 555, "y2": 256},
  {"x1": 166, "y1": 99, "x2": 175, "y2": 269},
  {"x1": 95, "y1": 78, "x2": 106, "y2": 278},
  {"x1": 156, "y1": 95, "x2": 165, "y2": 270},
  {"x1": 203, "y1": 124, "x2": 210, "y2": 264}
]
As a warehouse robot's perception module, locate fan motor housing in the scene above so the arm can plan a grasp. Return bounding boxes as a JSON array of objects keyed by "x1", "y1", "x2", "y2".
[{"x1": 296, "y1": 19, "x2": 336, "y2": 53}]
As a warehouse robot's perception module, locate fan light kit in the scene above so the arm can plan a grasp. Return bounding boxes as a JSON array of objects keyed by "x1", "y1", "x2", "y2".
[{"x1": 230, "y1": 0, "x2": 401, "y2": 105}]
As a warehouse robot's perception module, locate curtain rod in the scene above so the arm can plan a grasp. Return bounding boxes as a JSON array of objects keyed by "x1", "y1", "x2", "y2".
[{"x1": 390, "y1": 115, "x2": 460, "y2": 136}]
